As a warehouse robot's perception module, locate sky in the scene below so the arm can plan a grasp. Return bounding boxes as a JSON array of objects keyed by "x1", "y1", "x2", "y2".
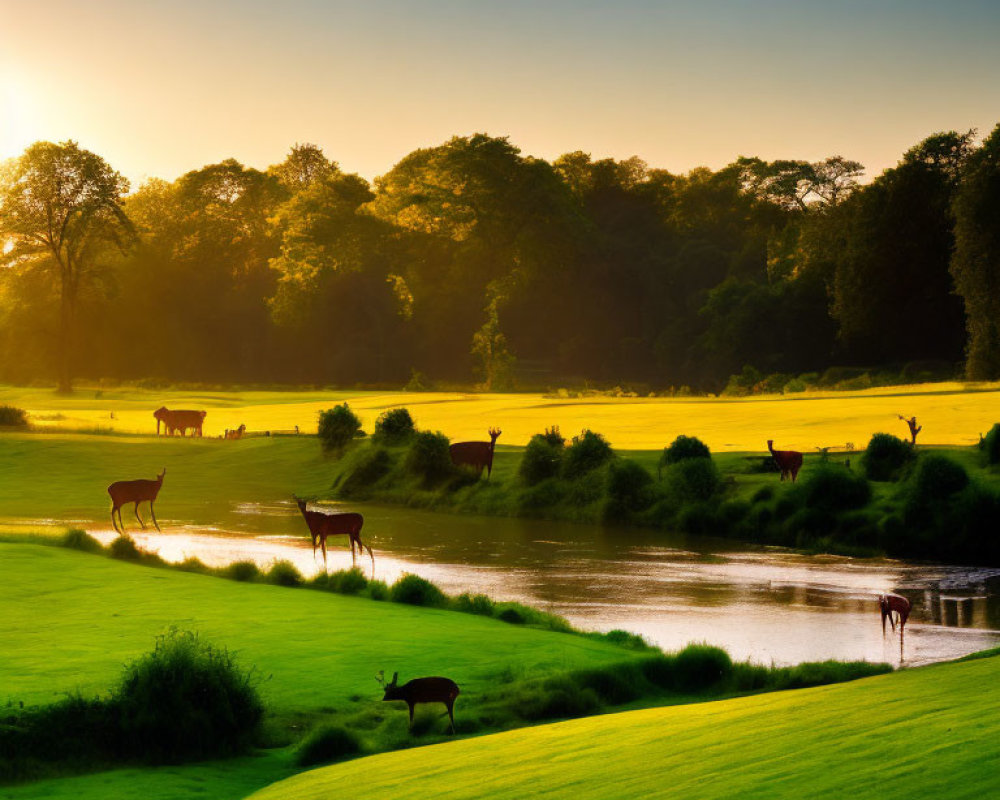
[{"x1": 2, "y1": 0, "x2": 999, "y2": 187}]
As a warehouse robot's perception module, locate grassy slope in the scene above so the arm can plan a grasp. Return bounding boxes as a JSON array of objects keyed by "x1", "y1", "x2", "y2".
[
  {"x1": 251, "y1": 652, "x2": 1000, "y2": 800},
  {"x1": 2, "y1": 382, "x2": 998, "y2": 451}
]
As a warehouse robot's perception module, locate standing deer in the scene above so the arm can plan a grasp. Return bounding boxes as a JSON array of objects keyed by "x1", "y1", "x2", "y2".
[
  {"x1": 154, "y1": 407, "x2": 207, "y2": 437},
  {"x1": 293, "y1": 496, "x2": 373, "y2": 574},
  {"x1": 767, "y1": 440, "x2": 803, "y2": 482},
  {"x1": 878, "y1": 593, "x2": 912, "y2": 635},
  {"x1": 108, "y1": 468, "x2": 165, "y2": 534},
  {"x1": 898, "y1": 415, "x2": 922, "y2": 445},
  {"x1": 449, "y1": 427, "x2": 502, "y2": 478},
  {"x1": 377, "y1": 670, "x2": 460, "y2": 734}
]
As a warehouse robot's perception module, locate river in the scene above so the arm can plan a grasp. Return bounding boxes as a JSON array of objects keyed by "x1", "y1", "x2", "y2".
[{"x1": 69, "y1": 498, "x2": 1000, "y2": 668}]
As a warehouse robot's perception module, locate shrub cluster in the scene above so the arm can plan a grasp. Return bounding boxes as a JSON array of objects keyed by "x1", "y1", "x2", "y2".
[
  {"x1": 404, "y1": 430, "x2": 455, "y2": 486},
  {"x1": 862, "y1": 433, "x2": 914, "y2": 481},
  {"x1": 983, "y1": 423, "x2": 1000, "y2": 465},
  {"x1": 372, "y1": 408, "x2": 416, "y2": 445},
  {"x1": 318, "y1": 403, "x2": 363, "y2": 453},
  {"x1": 661, "y1": 435, "x2": 711, "y2": 468},
  {"x1": 0, "y1": 405, "x2": 28, "y2": 427},
  {"x1": 519, "y1": 428, "x2": 565, "y2": 486},
  {"x1": 295, "y1": 724, "x2": 362, "y2": 766},
  {"x1": 563, "y1": 430, "x2": 614, "y2": 479}
]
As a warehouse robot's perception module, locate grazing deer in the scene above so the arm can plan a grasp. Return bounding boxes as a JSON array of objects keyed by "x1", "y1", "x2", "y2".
[
  {"x1": 377, "y1": 670, "x2": 460, "y2": 734},
  {"x1": 108, "y1": 468, "x2": 165, "y2": 534},
  {"x1": 293, "y1": 496, "x2": 373, "y2": 574},
  {"x1": 224, "y1": 424, "x2": 246, "y2": 440},
  {"x1": 898, "y1": 414, "x2": 922, "y2": 445},
  {"x1": 154, "y1": 407, "x2": 207, "y2": 437},
  {"x1": 767, "y1": 440, "x2": 803, "y2": 482},
  {"x1": 878, "y1": 593, "x2": 912, "y2": 635},
  {"x1": 449, "y1": 427, "x2": 502, "y2": 478}
]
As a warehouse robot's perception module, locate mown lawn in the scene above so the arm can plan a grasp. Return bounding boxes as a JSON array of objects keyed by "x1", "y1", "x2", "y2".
[
  {"x1": 249, "y1": 649, "x2": 1000, "y2": 800},
  {"x1": 2, "y1": 381, "x2": 998, "y2": 451}
]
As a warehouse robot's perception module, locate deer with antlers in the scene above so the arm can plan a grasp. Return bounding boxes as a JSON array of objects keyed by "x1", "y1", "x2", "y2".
[
  {"x1": 449, "y1": 427, "x2": 502, "y2": 478},
  {"x1": 377, "y1": 670, "x2": 460, "y2": 734},
  {"x1": 767, "y1": 440, "x2": 803, "y2": 482},
  {"x1": 108, "y1": 468, "x2": 165, "y2": 534},
  {"x1": 878, "y1": 593, "x2": 912, "y2": 635},
  {"x1": 293, "y1": 496, "x2": 373, "y2": 574},
  {"x1": 898, "y1": 415, "x2": 922, "y2": 445}
]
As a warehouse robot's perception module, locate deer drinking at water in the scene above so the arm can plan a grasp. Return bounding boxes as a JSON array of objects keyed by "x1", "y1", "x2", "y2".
[
  {"x1": 378, "y1": 670, "x2": 460, "y2": 734},
  {"x1": 293, "y1": 496, "x2": 373, "y2": 574},
  {"x1": 108, "y1": 468, "x2": 165, "y2": 534},
  {"x1": 878, "y1": 593, "x2": 912, "y2": 635},
  {"x1": 767, "y1": 440, "x2": 803, "y2": 482},
  {"x1": 449, "y1": 427, "x2": 502, "y2": 478}
]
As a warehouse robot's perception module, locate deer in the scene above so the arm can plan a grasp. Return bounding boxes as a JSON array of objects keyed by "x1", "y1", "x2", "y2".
[
  {"x1": 898, "y1": 414, "x2": 922, "y2": 445},
  {"x1": 449, "y1": 427, "x2": 502, "y2": 478},
  {"x1": 108, "y1": 468, "x2": 165, "y2": 534},
  {"x1": 878, "y1": 593, "x2": 912, "y2": 635},
  {"x1": 154, "y1": 407, "x2": 207, "y2": 437},
  {"x1": 767, "y1": 440, "x2": 803, "y2": 482},
  {"x1": 377, "y1": 670, "x2": 460, "y2": 734},
  {"x1": 224, "y1": 424, "x2": 246, "y2": 440},
  {"x1": 293, "y1": 496, "x2": 373, "y2": 575}
]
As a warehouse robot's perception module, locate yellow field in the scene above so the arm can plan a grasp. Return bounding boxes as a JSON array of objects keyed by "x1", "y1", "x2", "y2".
[{"x1": 2, "y1": 382, "x2": 998, "y2": 452}]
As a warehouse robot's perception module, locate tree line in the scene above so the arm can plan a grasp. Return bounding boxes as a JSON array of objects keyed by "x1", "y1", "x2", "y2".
[{"x1": 1, "y1": 126, "x2": 999, "y2": 392}]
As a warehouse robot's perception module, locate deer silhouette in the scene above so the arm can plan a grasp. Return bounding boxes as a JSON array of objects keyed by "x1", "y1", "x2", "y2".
[
  {"x1": 224, "y1": 424, "x2": 246, "y2": 440},
  {"x1": 154, "y1": 407, "x2": 207, "y2": 437},
  {"x1": 898, "y1": 415, "x2": 922, "y2": 445},
  {"x1": 449, "y1": 427, "x2": 502, "y2": 478},
  {"x1": 378, "y1": 670, "x2": 460, "y2": 734},
  {"x1": 293, "y1": 496, "x2": 373, "y2": 574},
  {"x1": 108, "y1": 468, "x2": 165, "y2": 534},
  {"x1": 878, "y1": 593, "x2": 912, "y2": 635},
  {"x1": 767, "y1": 440, "x2": 803, "y2": 482}
]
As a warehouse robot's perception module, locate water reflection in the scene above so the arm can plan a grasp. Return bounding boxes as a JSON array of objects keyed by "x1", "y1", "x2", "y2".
[{"x1": 78, "y1": 499, "x2": 1000, "y2": 667}]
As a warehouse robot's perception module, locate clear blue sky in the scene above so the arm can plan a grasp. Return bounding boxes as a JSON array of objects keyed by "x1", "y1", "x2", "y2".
[{"x1": 2, "y1": 0, "x2": 998, "y2": 185}]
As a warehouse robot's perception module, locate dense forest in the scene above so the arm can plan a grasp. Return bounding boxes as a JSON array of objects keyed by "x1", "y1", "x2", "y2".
[{"x1": 1, "y1": 125, "x2": 999, "y2": 392}]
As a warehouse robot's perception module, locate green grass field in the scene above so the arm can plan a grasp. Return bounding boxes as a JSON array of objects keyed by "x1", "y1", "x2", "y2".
[
  {"x1": 250, "y1": 650, "x2": 1000, "y2": 800},
  {"x1": 3, "y1": 381, "x2": 998, "y2": 451}
]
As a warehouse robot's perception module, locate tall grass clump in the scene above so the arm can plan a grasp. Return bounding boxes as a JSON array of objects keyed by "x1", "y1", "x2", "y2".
[
  {"x1": 336, "y1": 445, "x2": 394, "y2": 495},
  {"x1": 862, "y1": 433, "x2": 914, "y2": 481},
  {"x1": 404, "y1": 430, "x2": 454, "y2": 486},
  {"x1": 390, "y1": 573, "x2": 448, "y2": 607},
  {"x1": 61, "y1": 528, "x2": 104, "y2": 554},
  {"x1": 519, "y1": 428, "x2": 566, "y2": 486},
  {"x1": 223, "y1": 560, "x2": 261, "y2": 582},
  {"x1": 265, "y1": 560, "x2": 303, "y2": 587},
  {"x1": 318, "y1": 403, "x2": 363, "y2": 454},
  {"x1": 108, "y1": 534, "x2": 142, "y2": 561},
  {"x1": 563, "y1": 430, "x2": 614, "y2": 479},
  {"x1": 295, "y1": 724, "x2": 362, "y2": 766},
  {"x1": 115, "y1": 629, "x2": 263, "y2": 763},
  {"x1": 982, "y1": 423, "x2": 1000, "y2": 465},
  {"x1": 372, "y1": 408, "x2": 416, "y2": 445},
  {"x1": 673, "y1": 644, "x2": 733, "y2": 692},
  {"x1": 0, "y1": 404, "x2": 28, "y2": 428}
]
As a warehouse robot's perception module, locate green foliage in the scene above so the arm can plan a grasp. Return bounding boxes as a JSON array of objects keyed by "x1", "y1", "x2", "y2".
[
  {"x1": 61, "y1": 528, "x2": 103, "y2": 553},
  {"x1": 223, "y1": 560, "x2": 262, "y2": 582},
  {"x1": 403, "y1": 430, "x2": 454, "y2": 485},
  {"x1": 862, "y1": 433, "x2": 914, "y2": 481},
  {"x1": 665, "y1": 458, "x2": 722, "y2": 503},
  {"x1": 328, "y1": 567, "x2": 368, "y2": 595},
  {"x1": 661, "y1": 435, "x2": 711, "y2": 468},
  {"x1": 367, "y1": 580, "x2": 390, "y2": 601},
  {"x1": 0, "y1": 404, "x2": 28, "y2": 427},
  {"x1": 604, "y1": 459, "x2": 653, "y2": 516},
  {"x1": 318, "y1": 403, "x2": 363, "y2": 454},
  {"x1": 563, "y1": 430, "x2": 614, "y2": 479},
  {"x1": 454, "y1": 593, "x2": 495, "y2": 616},
  {"x1": 519, "y1": 432, "x2": 565, "y2": 486},
  {"x1": 907, "y1": 453, "x2": 969, "y2": 503},
  {"x1": 295, "y1": 724, "x2": 362, "y2": 767},
  {"x1": 390, "y1": 573, "x2": 448, "y2": 607},
  {"x1": 336, "y1": 445, "x2": 394, "y2": 496},
  {"x1": 799, "y1": 466, "x2": 871, "y2": 511},
  {"x1": 673, "y1": 644, "x2": 734, "y2": 692},
  {"x1": 983, "y1": 423, "x2": 1000, "y2": 465},
  {"x1": 265, "y1": 560, "x2": 303, "y2": 587},
  {"x1": 372, "y1": 408, "x2": 415, "y2": 445},
  {"x1": 114, "y1": 629, "x2": 263, "y2": 763},
  {"x1": 108, "y1": 534, "x2": 142, "y2": 561}
]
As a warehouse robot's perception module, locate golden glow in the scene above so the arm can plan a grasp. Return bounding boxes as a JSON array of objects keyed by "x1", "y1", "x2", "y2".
[{"x1": 0, "y1": 71, "x2": 39, "y2": 161}]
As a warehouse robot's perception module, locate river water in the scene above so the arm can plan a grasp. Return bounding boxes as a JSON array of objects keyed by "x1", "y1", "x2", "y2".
[{"x1": 76, "y1": 499, "x2": 1000, "y2": 668}]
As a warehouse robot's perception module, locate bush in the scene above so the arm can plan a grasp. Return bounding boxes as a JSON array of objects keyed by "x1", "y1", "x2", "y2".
[
  {"x1": 983, "y1": 423, "x2": 1000, "y2": 465},
  {"x1": 390, "y1": 573, "x2": 447, "y2": 607},
  {"x1": 367, "y1": 579, "x2": 390, "y2": 601},
  {"x1": 223, "y1": 560, "x2": 261, "y2": 582},
  {"x1": 660, "y1": 435, "x2": 711, "y2": 468},
  {"x1": 115, "y1": 629, "x2": 263, "y2": 763},
  {"x1": 862, "y1": 433, "x2": 914, "y2": 481},
  {"x1": 800, "y1": 466, "x2": 871, "y2": 511},
  {"x1": 337, "y1": 446, "x2": 394, "y2": 495},
  {"x1": 62, "y1": 528, "x2": 104, "y2": 554},
  {"x1": 0, "y1": 405, "x2": 28, "y2": 427},
  {"x1": 372, "y1": 408, "x2": 415, "y2": 445},
  {"x1": 454, "y1": 592, "x2": 495, "y2": 616},
  {"x1": 666, "y1": 458, "x2": 721, "y2": 503},
  {"x1": 109, "y1": 534, "x2": 142, "y2": 561},
  {"x1": 318, "y1": 403, "x2": 362, "y2": 453},
  {"x1": 295, "y1": 724, "x2": 362, "y2": 766},
  {"x1": 404, "y1": 430, "x2": 454, "y2": 485},
  {"x1": 605, "y1": 459, "x2": 653, "y2": 514},
  {"x1": 563, "y1": 430, "x2": 614, "y2": 479},
  {"x1": 513, "y1": 678, "x2": 599, "y2": 721},
  {"x1": 674, "y1": 644, "x2": 733, "y2": 692},
  {"x1": 518, "y1": 477, "x2": 568, "y2": 511},
  {"x1": 783, "y1": 378, "x2": 807, "y2": 393},
  {"x1": 519, "y1": 434, "x2": 564, "y2": 486},
  {"x1": 329, "y1": 567, "x2": 368, "y2": 595},
  {"x1": 265, "y1": 560, "x2": 303, "y2": 587},
  {"x1": 908, "y1": 454, "x2": 969, "y2": 503}
]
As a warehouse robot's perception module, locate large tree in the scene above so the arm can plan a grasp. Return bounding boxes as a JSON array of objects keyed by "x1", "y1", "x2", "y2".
[
  {"x1": 951, "y1": 124, "x2": 1000, "y2": 379},
  {"x1": 0, "y1": 141, "x2": 131, "y2": 391}
]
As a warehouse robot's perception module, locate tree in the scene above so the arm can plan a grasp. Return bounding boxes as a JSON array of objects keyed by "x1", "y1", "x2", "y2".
[
  {"x1": 268, "y1": 143, "x2": 338, "y2": 191},
  {"x1": 0, "y1": 141, "x2": 131, "y2": 391},
  {"x1": 952, "y1": 124, "x2": 1000, "y2": 379}
]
